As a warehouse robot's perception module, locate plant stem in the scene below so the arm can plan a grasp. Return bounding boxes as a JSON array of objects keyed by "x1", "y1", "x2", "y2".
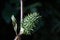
[
  {"x1": 14, "y1": 0, "x2": 23, "y2": 40},
  {"x1": 20, "y1": 0, "x2": 23, "y2": 34}
]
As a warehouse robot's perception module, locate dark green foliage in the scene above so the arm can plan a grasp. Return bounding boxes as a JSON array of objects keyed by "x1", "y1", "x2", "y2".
[
  {"x1": 1, "y1": 0, "x2": 60, "y2": 40},
  {"x1": 2, "y1": 0, "x2": 19, "y2": 23}
]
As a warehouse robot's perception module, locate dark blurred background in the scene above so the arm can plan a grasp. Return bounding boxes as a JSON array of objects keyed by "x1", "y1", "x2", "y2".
[{"x1": 0, "y1": 0, "x2": 60, "y2": 40}]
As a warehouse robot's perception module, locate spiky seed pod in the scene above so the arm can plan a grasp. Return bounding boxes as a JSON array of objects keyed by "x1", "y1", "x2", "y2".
[{"x1": 22, "y1": 12, "x2": 42, "y2": 35}]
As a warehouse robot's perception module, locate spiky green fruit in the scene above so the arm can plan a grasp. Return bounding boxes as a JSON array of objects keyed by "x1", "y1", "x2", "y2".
[{"x1": 22, "y1": 12, "x2": 43, "y2": 35}]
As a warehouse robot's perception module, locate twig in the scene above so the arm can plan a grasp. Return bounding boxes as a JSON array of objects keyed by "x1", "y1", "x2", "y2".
[{"x1": 14, "y1": 0, "x2": 23, "y2": 40}]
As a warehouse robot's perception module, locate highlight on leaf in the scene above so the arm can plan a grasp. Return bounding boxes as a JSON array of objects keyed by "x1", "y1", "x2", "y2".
[{"x1": 11, "y1": 15, "x2": 17, "y2": 35}]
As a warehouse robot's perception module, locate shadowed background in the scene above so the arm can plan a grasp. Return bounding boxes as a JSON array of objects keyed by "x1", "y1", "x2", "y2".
[{"x1": 0, "y1": 0, "x2": 60, "y2": 40}]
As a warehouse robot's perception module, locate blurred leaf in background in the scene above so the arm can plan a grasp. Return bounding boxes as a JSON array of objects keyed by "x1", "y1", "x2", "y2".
[{"x1": 2, "y1": 0, "x2": 20, "y2": 23}]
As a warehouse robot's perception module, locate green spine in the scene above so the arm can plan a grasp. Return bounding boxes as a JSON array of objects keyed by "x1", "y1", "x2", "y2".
[{"x1": 22, "y1": 12, "x2": 42, "y2": 35}]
